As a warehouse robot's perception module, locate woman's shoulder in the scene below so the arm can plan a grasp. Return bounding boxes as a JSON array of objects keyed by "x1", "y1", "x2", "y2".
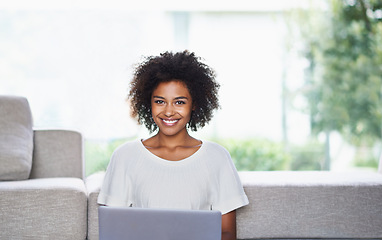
[
  {"x1": 111, "y1": 139, "x2": 142, "y2": 158},
  {"x1": 202, "y1": 140, "x2": 230, "y2": 157},
  {"x1": 106, "y1": 139, "x2": 144, "y2": 169},
  {"x1": 199, "y1": 141, "x2": 236, "y2": 172}
]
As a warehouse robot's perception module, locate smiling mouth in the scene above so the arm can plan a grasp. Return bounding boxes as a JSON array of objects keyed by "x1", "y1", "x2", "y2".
[{"x1": 161, "y1": 119, "x2": 179, "y2": 125}]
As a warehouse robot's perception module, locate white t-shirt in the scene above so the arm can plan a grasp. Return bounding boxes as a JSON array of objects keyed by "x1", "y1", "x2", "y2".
[{"x1": 97, "y1": 140, "x2": 249, "y2": 215}]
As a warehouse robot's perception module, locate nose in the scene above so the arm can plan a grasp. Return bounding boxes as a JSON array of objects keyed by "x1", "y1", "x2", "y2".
[{"x1": 164, "y1": 104, "x2": 175, "y2": 117}]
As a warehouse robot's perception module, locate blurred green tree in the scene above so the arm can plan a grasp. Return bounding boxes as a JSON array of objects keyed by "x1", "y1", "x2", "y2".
[{"x1": 291, "y1": 0, "x2": 382, "y2": 169}]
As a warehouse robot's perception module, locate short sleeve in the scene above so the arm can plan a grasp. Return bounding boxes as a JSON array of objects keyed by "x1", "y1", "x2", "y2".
[
  {"x1": 97, "y1": 149, "x2": 133, "y2": 207},
  {"x1": 211, "y1": 146, "x2": 249, "y2": 214}
]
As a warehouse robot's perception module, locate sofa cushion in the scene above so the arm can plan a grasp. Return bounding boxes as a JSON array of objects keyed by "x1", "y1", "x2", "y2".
[
  {"x1": 237, "y1": 171, "x2": 382, "y2": 239},
  {"x1": 0, "y1": 178, "x2": 87, "y2": 239},
  {"x1": 0, "y1": 96, "x2": 33, "y2": 180}
]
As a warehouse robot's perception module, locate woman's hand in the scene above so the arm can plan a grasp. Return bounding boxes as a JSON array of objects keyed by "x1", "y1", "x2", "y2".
[{"x1": 221, "y1": 210, "x2": 236, "y2": 240}]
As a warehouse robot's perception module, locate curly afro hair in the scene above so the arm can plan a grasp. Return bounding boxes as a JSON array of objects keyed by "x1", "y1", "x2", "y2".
[{"x1": 128, "y1": 50, "x2": 220, "y2": 133}]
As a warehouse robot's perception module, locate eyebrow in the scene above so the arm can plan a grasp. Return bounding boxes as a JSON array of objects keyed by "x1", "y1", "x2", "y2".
[{"x1": 152, "y1": 96, "x2": 189, "y2": 100}]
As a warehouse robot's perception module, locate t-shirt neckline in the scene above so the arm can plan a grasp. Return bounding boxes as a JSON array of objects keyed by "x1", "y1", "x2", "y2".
[{"x1": 138, "y1": 139, "x2": 205, "y2": 164}]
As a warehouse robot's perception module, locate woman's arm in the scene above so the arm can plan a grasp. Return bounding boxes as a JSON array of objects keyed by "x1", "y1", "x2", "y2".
[{"x1": 221, "y1": 210, "x2": 237, "y2": 240}]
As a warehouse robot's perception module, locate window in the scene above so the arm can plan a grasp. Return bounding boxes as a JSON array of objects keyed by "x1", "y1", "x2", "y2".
[{"x1": 1, "y1": 1, "x2": 379, "y2": 174}]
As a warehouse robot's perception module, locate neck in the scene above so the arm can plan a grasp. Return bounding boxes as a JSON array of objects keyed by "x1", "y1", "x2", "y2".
[
  {"x1": 143, "y1": 126, "x2": 202, "y2": 149},
  {"x1": 155, "y1": 130, "x2": 194, "y2": 148}
]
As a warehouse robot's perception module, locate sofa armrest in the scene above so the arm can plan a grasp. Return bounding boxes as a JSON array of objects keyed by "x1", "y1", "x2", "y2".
[
  {"x1": 0, "y1": 178, "x2": 87, "y2": 239},
  {"x1": 30, "y1": 129, "x2": 84, "y2": 179},
  {"x1": 86, "y1": 171, "x2": 105, "y2": 240}
]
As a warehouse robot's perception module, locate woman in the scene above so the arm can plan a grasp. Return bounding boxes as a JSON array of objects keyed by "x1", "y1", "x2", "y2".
[{"x1": 98, "y1": 50, "x2": 248, "y2": 240}]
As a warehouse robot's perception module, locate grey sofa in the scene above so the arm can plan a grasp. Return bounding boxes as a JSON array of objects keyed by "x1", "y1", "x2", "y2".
[
  {"x1": 0, "y1": 96, "x2": 87, "y2": 240},
  {"x1": 86, "y1": 170, "x2": 382, "y2": 240},
  {"x1": 1, "y1": 95, "x2": 382, "y2": 240}
]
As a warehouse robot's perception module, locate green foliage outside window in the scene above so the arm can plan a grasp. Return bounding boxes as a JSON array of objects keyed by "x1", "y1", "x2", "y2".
[
  {"x1": 287, "y1": 0, "x2": 382, "y2": 169},
  {"x1": 292, "y1": 0, "x2": 382, "y2": 143},
  {"x1": 213, "y1": 138, "x2": 291, "y2": 171},
  {"x1": 216, "y1": 138, "x2": 324, "y2": 171}
]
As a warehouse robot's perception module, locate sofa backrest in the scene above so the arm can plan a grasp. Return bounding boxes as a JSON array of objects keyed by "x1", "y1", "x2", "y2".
[
  {"x1": 0, "y1": 95, "x2": 33, "y2": 181},
  {"x1": 31, "y1": 129, "x2": 84, "y2": 179}
]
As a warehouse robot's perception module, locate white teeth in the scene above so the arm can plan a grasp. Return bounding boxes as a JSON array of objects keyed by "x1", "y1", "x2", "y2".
[{"x1": 163, "y1": 119, "x2": 178, "y2": 124}]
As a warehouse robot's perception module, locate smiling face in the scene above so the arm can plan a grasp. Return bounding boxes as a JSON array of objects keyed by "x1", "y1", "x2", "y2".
[{"x1": 151, "y1": 80, "x2": 194, "y2": 137}]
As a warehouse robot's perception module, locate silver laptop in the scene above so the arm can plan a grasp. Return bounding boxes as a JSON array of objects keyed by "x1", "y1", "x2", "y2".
[{"x1": 98, "y1": 206, "x2": 222, "y2": 240}]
